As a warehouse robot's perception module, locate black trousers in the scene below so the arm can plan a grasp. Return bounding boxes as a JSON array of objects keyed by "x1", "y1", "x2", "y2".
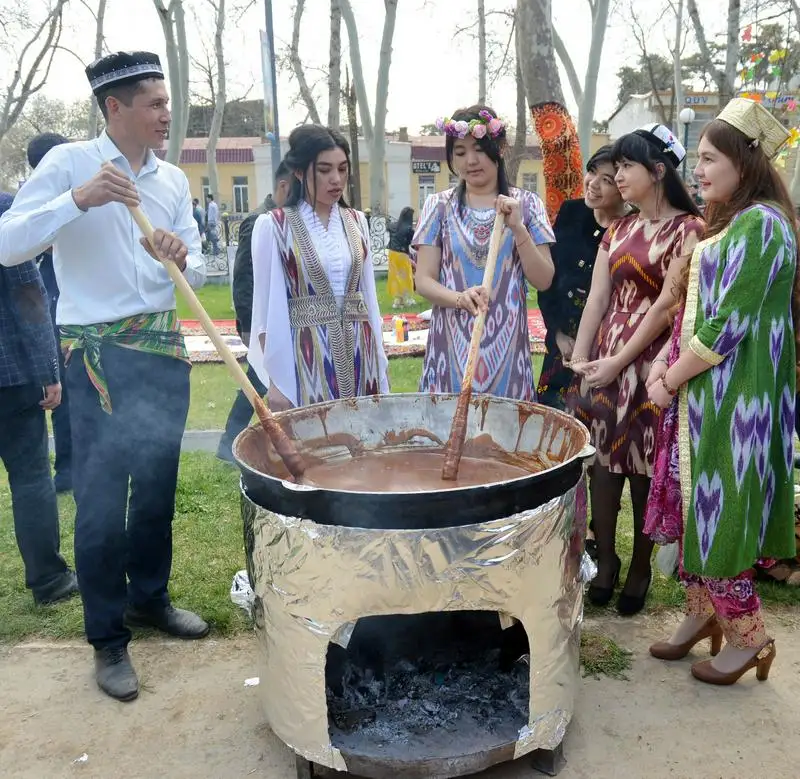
[
  {"x1": 66, "y1": 345, "x2": 190, "y2": 649},
  {"x1": 0, "y1": 384, "x2": 69, "y2": 594}
]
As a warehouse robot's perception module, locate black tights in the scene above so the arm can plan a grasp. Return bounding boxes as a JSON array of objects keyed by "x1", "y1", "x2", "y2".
[{"x1": 590, "y1": 463, "x2": 654, "y2": 595}]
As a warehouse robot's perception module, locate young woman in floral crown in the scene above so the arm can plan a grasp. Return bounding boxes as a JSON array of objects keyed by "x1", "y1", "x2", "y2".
[
  {"x1": 645, "y1": 99, "x2": 798, "y2": 685},
  {"x1": 413, "y1": 105, "x2": 555, "y2": 400},
  {"x1": 568, "y1": 124, "x2": 704, "y2": 615}
]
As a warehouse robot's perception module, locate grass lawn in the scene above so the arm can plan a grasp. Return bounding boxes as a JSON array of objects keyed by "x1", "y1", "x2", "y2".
[
  {"x1": 2, "y1": 452, "x2": 797, "y2": 645},
  {"x1": 0, "y1": 453, "x2": 249, "y2": 642},
  {"x1": 186, "y1": 354, "x2": 545, "y2": 430}
]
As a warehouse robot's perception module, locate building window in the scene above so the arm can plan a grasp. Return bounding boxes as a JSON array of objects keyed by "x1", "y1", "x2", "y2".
[
  {"x1": 522, "y1": 173, "x2": 538, "y2": 193},
  {"x1": 201, "y1": 176, "x2": 212, "y2": 202},
  {"x1": 418, "y1": 174, "x2": 436, "y2": 211},
  {"x1": 233, "y1": 176, "x2": 249, "y2": 213}
]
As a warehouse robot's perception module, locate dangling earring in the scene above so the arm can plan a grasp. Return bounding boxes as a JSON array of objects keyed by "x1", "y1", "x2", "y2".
[{"x1": 300, "y1": 177, "x2": 306, "y2": 200}]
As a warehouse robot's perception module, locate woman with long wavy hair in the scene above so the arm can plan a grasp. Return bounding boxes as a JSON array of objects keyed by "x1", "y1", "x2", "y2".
[{"x1": 645, "y1": 99, "x2": 798, "y2": 685}]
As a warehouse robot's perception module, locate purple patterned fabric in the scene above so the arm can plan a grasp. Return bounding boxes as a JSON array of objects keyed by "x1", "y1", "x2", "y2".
[{"x1": 695, "y1": 472, "x2": 724, "y2": 566}]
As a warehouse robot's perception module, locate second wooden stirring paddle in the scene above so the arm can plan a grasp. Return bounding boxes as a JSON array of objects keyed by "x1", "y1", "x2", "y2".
[{"x1": 441, "y1": 212, "x2": 506, "y2": 481}]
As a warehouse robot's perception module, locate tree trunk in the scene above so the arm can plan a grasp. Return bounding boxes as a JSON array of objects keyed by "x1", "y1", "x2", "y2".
[
  {"x1": 506, "y1": 61, "x2": 527, "y2": 186},
  {"x1": 290, "y1": 0, "x2": 321, "y2": 124},
  {"x1": 672, "y1": 0, "x2": 684, "y2": 133},
  {"x1": 328, "y1": 0, "x2": 342, "y2": 129},
  {"x1": 86, "y1": 0, "x2": 108, "y2": 139},
  {"x1": 368, "y1": 0, "x2": 398, "y2": 215},
  {"x1": 721, "y1": 0, "x2": 740, "y2": 105},
  {"x1": 478, "y1": 0, "x2": 487, "y2": 103},
  {"x1": 578, "y1": 0, "x2": 609, "y2": 163},
  {"x1": 339, "y1": 0, "x2": 374, "y2": 141},
  {"x1": 516, "y1": 0, "x2": 565, "y2": 106},
  {"x1": 686, "y1": 0, "x2": 739, "y2": 105},
  {"x1": 206, "y1": 0, "x2": 226, "y2": 207},
  {"x1": 345, "y1": 69, "x2": 361, "y2": 209},
  {"x1": 153, "y1": 0, "x2": 190, "y2": 165}
]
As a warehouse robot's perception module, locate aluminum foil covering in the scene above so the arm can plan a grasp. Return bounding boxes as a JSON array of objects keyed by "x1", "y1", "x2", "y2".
[{"x1": 242, "y1": 481, "x2": 585, "y2": 771}]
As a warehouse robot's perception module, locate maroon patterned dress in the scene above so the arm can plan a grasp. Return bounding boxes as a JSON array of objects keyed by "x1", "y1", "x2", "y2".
[{"x1": 568, "y1": 213, "x2": 704, "y2": 476}]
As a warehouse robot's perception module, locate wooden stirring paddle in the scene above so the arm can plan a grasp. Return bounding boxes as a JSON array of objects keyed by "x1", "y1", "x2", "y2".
[
  {"x1": 128, "y1": 205, "x2": 306, "y2": 480},
  {"x1": 441, "y1": 212, "x2": 506, "y2": 481}
]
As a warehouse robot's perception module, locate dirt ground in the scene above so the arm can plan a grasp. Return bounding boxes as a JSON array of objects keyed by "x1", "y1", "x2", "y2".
[{"x1": 1, "y1": 614, "x2": 797, "y2": 779}]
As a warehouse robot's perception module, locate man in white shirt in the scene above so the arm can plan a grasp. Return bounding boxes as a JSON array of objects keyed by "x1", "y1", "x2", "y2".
[
  {"x1": 206, "y1": 193, "x2": 220, "y2": 254},
  {"x1": 0, "y1": 50, "x2": 209, "y2": 703}
]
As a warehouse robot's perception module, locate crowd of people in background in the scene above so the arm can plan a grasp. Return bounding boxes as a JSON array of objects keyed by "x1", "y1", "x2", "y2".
[{"x1": 0, "y1": 46, "x2": 798, "y2": 705}]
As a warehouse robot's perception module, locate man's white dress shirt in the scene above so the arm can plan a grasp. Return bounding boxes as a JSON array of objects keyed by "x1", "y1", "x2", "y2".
[{"x1": 0, "y1": 131, "x2": 205, "y2": 326}]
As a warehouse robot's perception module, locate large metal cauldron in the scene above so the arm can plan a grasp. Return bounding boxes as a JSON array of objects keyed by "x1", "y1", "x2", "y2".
[
  {"x1": 234, "y1": 393, "x2": 593, "y2": 530},
  {"x1": 234, "y1": 393, "x2": 593, "y2": 779}
]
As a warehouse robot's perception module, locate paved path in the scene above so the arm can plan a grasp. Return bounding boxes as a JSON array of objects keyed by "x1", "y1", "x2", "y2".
[{"x1": 2, "y1": 615, "x2": 797, "y2": 778}]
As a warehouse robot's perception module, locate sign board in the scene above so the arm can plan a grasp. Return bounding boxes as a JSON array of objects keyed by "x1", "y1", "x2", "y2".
[{"x1": 412, "y1": 161, "x2": 441, "y2": 174}]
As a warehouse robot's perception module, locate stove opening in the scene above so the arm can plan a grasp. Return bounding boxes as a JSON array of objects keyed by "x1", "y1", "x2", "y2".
[{"x1": 325, "y1": 611, "x2": 530, "y2": 760}]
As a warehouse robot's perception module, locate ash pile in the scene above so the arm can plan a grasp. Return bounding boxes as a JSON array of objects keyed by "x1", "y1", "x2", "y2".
[{"x1": 325, "y1": 612, "x2": 530, "y2": 757}]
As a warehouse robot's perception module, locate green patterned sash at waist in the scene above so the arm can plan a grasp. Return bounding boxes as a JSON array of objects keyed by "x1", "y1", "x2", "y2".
[{"x1": 60, "y1": 310, "x2": 188, "y2": 414}]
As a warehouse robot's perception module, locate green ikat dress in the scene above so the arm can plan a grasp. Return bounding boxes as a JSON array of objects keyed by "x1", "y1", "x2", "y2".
[{"x1": 679, "y1": 203, "x2": 797, "y2": 578}]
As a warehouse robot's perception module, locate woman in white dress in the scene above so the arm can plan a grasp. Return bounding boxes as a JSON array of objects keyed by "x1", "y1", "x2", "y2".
[{"x1": 248, "y1": 124, "x2": 389, "y2": 410}]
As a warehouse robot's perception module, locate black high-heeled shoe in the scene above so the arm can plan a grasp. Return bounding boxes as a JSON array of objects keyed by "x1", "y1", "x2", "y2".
[
  {"x1": 587, "y1": 554, "x2": 621, "y2": 606},
  {"x1": 617, "y1": 568, "x2": 652, "y2": 616}
]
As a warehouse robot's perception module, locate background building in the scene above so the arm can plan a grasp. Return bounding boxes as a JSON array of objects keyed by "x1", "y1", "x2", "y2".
[
  {"x1": 609, "y1": 90, "x2": 800, "y2": 176},
  {"x1": 159, "y1": 130, "x2": 611, "y2": 218}
]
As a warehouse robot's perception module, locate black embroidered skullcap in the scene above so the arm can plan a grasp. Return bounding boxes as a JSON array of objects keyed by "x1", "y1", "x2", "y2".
[
  {"x1": 27, "y1": 133, "x2": 69, "y2": 169},
  {"x1": 85, "y1": 51, "x2": 164, "y2": 95}
]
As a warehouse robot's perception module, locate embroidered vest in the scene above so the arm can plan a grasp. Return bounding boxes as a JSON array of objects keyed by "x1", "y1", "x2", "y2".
[{"x1": 274, "y1": 207, "x2": 381, "y2": 406}]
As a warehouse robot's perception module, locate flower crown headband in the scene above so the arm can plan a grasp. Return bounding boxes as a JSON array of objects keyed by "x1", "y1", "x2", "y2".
[{"x1": 435, "y1": 110, "x2": 506, "y2": 140}]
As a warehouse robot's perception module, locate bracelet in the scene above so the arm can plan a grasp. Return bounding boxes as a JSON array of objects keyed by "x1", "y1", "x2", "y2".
[
  {"x1": 455, "y1": 293, "x2": 463, "y2": 310},
  {"x1": 515, "y1": 233, "x2": 531, "y2": 249},
  {"x1": 660, "y1": 375, "x2": 678, "y2": 396},
  {"x1": 570, "y1": 356, "x2": 588, "y2": 365},
  {"x1": 653, "y1": 358, "x2": 668, "y2": 366}
]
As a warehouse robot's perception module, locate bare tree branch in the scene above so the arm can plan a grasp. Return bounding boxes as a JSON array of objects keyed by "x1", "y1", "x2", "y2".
[
  {"x1": 86, "y1": 0, "x2": 108, "y2": 139},
  {"x1": 289, "y1": 0, "x2": 321, "y2": 124},
  {"x1": 552, "y1": 27, "x2": 583, "y2": 103},
  {"x1": 629, "y1": 3, "x2": 671, "y2": 126},
  {"x1": 205, "y1": 0, "x2": 226, "y2": 204},
  {"x1": 0, "y1": 0, "x2": 68, "y2": 143},
  {"x1": 489, "y1": 15, "x2": 517, "y2": 90},
  {"x1": 686, "y1": 0, "x2": 739, "y2": 103},
  {"x1": 478, "y1": 0, "x2": 486, "y2": 103}
]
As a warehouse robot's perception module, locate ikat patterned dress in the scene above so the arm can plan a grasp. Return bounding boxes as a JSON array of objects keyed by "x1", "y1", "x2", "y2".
[
  {"x1": 569, "y1": 212, "x2": 704, "y2": 475},
  {"x1": 650, "y1": 204, "x2": 797, "y2": 578},
  {"x1": 412, "y1": 187, "x2": 554, "y2": 400}
]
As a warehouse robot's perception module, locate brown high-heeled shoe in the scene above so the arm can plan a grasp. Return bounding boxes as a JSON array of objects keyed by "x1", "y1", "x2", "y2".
[
  {"x1": 691, "y1": 641, "x2": 776, "y2": 686},
  {"x1": 649, "y1": 616, "x2": 724, "y2": 661}
]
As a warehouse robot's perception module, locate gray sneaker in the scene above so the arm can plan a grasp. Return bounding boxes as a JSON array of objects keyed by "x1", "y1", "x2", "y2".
[{"x1": 94, "y1": 647, "x2": 139, "y2": 702}]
